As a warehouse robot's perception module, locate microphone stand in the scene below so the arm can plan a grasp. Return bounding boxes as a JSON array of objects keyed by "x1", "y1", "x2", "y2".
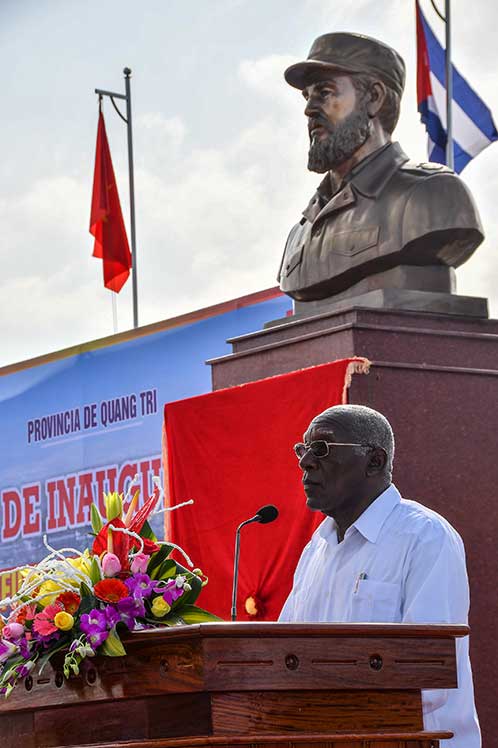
[{"x1": 231, "y1": 516, "x2": 257, "y2": 622}]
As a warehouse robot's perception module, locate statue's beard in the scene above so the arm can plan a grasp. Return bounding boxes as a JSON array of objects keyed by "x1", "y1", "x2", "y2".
[{"x1": 307, "y1": 105, "x2": 371, "y2": 173}]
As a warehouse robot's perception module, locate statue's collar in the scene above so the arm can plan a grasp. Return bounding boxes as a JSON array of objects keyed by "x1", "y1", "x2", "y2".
[
  {"x1": 311, "y1": 142, "x2": 409, "y2": 211},
  {"x1": 348, "y1": 141, "x2": 410, "y2": 197}
]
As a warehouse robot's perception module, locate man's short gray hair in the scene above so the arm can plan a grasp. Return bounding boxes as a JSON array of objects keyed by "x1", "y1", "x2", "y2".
[{"x1": 313, "y1": 404, "x2": 395, "y2": 476}]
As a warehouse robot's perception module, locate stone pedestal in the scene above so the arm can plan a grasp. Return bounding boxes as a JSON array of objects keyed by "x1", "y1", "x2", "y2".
[{"x1": 207, "y1": 305, "x2": 498, "y2": 746}]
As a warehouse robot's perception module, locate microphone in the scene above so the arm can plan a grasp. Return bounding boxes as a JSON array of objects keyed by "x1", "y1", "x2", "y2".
[
  {"x1": 231, "y1": 505, "x2": 279, "y2": 621},
  {"x1": 254, "y1": 504, "x2": 279, "y2": 524}
]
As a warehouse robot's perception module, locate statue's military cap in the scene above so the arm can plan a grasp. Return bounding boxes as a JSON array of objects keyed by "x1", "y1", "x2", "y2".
[{"x1": 285, "y1": 32, "x2": 406, "y2": 97}]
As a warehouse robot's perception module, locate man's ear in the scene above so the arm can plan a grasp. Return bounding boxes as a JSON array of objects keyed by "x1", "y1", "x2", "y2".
[
  {"x1": 366, "y1": 81, "x2": 387, "y2": 118},
  {"x1": 366, "y1": 446, "x2": 387, "y2": 476}
]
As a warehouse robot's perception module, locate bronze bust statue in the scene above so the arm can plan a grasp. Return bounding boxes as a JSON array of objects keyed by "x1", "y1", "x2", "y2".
[{"x1": 277, "y1": 33, "x2": 484, "y2": 305}]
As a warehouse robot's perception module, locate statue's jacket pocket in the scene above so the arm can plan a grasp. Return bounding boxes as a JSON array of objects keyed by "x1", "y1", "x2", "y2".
[
  {"x1": 284, "y1": 246, "x2": 304, "y2": 276},
  {"x1": 327, "y1": 226, "x2": 380, "y2": 257}
]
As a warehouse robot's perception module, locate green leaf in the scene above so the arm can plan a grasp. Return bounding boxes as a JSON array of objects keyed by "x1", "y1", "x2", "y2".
[
  {"x1": 149, "y1": 558, "x2": 176, "y2": 582},
  {"x1": 100, "y1": 627, "x2": 126, "y2": 657},
  {"x1": 78, "y1": 588, "x2": 97, "y2": 616},
  {"x1": 179, "y1": 572, "x2": 202, "y2": 607},
  {"x1": 147, "y1": 545, "x2": 173, "y2": 578},
  {"x1": 140, "y1": 520, "x2": 158, "y2": 543},
  {"x1": 88, "y1": 557, "x2": 102, "y2": 586},
  {"x1": 0, "y1": 655, "x2": 25, "y2": 683},
  {"x1": 174, "y1": 604, "x2": 223, "y2": 624},
  {"x1": 80, "y1": 581, "x2": 93, "y2": 598},
  {"x1": 90, "y1": 504, "x2": 103, "y2": 534},
  {"x1": 164, "y1": 561, "x2": 202, "y2": 608}
]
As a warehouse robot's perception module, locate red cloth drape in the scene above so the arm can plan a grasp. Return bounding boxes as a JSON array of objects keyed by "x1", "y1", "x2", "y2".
[
  {"x1": 163, "y1": 358, "x2": 368, "y2": 621},
  {"x1": 89, "y1": 111, "x2": 132, "y2": 293}
]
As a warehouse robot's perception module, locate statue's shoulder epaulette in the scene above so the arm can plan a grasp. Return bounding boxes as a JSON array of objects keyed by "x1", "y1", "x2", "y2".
[{"x1": 400, "y1": 160, "x2": 455, "y2": 176}]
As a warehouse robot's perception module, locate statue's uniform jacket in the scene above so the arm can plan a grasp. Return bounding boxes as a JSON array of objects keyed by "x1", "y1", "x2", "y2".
[{"x1": 278, "y1": 142, "x2": 484, "y2": 301}]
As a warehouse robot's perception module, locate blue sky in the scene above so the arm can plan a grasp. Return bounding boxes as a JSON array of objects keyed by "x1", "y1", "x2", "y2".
[{"x1": 1, "y1": 0, "x2": 497, "y2": 367}]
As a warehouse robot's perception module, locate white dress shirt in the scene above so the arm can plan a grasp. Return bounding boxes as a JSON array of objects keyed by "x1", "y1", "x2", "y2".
[{"x1": 279, "y1": 484, "x2": 481, "y2": 748}]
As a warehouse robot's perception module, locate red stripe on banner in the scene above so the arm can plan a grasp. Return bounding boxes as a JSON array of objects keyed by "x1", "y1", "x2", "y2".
[
  {"x1": 416, "y1": 0, "x2": 432, "y2": 105},
  {"x1": 163, "y1": 357, "x2": 369, "y2": 621}
]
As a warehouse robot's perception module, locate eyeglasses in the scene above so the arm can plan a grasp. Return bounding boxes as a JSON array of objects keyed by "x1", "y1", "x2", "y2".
[{"x1": 293, "y1": 441, "x2": 373, "y2": 460}]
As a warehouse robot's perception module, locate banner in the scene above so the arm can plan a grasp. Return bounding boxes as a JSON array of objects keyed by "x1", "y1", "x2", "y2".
[{"x1": 0, "y1": 290, "x2": 291, "y2": 582}]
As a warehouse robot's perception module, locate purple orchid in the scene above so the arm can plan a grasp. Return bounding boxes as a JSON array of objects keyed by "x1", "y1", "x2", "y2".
[
  {"x1": 16, "y1": 661, "x2": 35, "y2": 678},
  {"x1": 18, "y1": 637, "x2": 31, "y2": 659},
  {"x1": 104, "y1": 605, "x2": 121, "y2": 629},
  {"x1": 125, "y1": 573, "x2": 155, "y2": 599},
  {"x1": 80, "y1": 610, "x2": 109, "y2": 648},
  {"x1": 116, "y1": 595, "x2": 146, "y2": 630},
  {"x1": 158, "y1": 579, "x2": 185, "y2": 606}
]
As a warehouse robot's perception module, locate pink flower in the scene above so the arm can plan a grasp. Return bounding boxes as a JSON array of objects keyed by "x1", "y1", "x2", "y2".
[
  {"x1": 33, "y1": 603, "x2": 62, "y2": 637},
  {"x1": 2, "y1": 623, "x2": 24, "y2": 641},
  {"x1": 102, "y1": 552, "x2": 122, "y2": 577},
  {"x1": 130, "y1": 553, "x2": 150, "y2": 575}
]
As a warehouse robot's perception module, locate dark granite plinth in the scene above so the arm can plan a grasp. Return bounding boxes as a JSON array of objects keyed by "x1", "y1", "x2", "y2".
[
  {"x1": 208, "y1": 306, "x2": 498, "y2": 390},
  {"x1": 290, "y1": 288, "x2": 488, "y2": 321},
  {"x1": 207, "y1": 305, "x2": 498, "y2": 745}
]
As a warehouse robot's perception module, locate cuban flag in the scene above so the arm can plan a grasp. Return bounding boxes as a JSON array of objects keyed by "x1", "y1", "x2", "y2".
[{"x1": 416, "y1": 0, "x2": 497, "y2": 172}]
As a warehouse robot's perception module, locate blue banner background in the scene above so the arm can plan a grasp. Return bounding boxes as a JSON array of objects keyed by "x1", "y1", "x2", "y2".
[{"x1": 0, "y1": 294, "x2": 291, "y2": 572}]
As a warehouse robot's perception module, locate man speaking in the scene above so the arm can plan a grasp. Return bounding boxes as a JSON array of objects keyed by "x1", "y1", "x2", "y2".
[{"x1": 279, "y1": 404, "x2": 480, "y2": 748}]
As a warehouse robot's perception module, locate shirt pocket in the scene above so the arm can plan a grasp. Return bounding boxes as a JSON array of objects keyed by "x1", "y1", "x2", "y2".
[
  {"x1": 284, "y1": 246, "x2": 304, "y2": 276},
  {"x1": 351, "y1": 579, "x2": 401, "y2": 623},
  {"x1": 330, "y1": 226, "x2": 380, "y2": 257}
]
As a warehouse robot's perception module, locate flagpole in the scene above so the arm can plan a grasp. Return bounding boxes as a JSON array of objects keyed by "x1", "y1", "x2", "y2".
[
  {"x1": 111, "y1": 292, "x2": 118, "y2": 334},
  {"x1": 445, "y1": 0, "x2": 454, "y2": 169},
  {"x1": 123, "y1": 68, "x2": 138, "y2": 329}
]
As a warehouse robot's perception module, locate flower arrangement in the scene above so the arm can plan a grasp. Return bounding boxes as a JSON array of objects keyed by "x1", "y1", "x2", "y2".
[{"x1": 0, "y1": 477, "x2": 220, "y2": 698}]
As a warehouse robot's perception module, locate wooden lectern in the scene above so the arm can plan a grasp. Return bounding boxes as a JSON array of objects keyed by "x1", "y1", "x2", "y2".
[{"x1": 0, "y1": 622, "x2": 467, "y2": 748}]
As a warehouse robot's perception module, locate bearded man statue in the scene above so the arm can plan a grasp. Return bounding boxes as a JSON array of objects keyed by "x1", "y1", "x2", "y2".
[{"x1": 277, "y1": 33, "x2": 484, "y2": 311}]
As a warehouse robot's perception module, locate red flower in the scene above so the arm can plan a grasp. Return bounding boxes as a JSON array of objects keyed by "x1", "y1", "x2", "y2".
[
  {"x1": 56, "y1": 591, "x2": 81, "y2": 614},
  {"x1": 128, "y1": 489, "x2": 160, "y2": 535},
  {"x1": 135, "y1": 537, "x2": 160, "y2": 555},
  {"x1": 94, "y1": 578, "x2": 129, "y2": 603},
  {"x1": 13, "y1": 603, "x2": 37, "y2": 625},
  {"x1": 93, "y1": 518, "x2": 130, "y2": 571}
]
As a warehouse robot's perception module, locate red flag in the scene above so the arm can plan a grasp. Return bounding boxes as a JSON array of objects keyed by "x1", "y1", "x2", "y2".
[{"x1": 90, "y1": 111, "x2": 132, "y2": 293}]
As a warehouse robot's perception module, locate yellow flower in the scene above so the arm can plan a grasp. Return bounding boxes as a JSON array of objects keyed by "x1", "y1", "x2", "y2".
[
  {"x1": 54, "y1": 611, "x2": 74, "y2": 631},
  {"x1": 67, "y1": 552, "x2": 92, "y2": 577},
  {"x1": 151, "y1": 596, "x2": 171, "y2": 618},
  {"x1": 38, "y1": 580, "x2": 65, "y2": 608}
]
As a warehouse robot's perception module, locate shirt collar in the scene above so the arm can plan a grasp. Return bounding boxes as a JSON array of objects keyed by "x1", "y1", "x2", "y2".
[
  {"x1": 313, "y1": 484, "x2": 401, "y2": 546},
  {"x1": 349, "y1": 142, "x2": 409, "y2": 198},
  {"x1": 350, "y1": 483, "x2": 401, "y2": 543}
]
